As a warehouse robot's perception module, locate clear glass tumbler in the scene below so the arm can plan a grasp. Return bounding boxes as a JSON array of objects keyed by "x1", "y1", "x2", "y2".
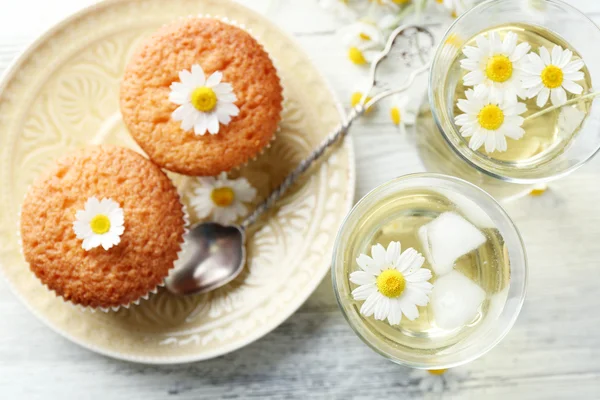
[
  {"x1": 331, "y1": 173, "x2": 527, "y2": 369},
  {"x1": 417, "y1": 0, "x2": 600, "y2": 200}
]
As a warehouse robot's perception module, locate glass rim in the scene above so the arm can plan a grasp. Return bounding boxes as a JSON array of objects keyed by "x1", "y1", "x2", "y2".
[
  {"x1": 331, "y1": 173, "x2": 528, "y2": 369},
  {"x1": 428, "y1": 0, "x2": 600, "y2": 185}
]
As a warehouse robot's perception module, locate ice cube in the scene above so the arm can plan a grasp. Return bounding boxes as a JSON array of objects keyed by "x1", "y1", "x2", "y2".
[
  {"x1": 435, "y1": 188, "x2": 495, "y2": 229},
  {"x1": 419, "y1": 212, "x2": 486, "y2": 276},
  {"x1": 431, "y1": 270, "x2": 486, "y2": 330}
]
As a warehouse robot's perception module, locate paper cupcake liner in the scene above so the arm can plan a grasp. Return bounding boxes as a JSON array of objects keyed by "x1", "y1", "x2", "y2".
[
  {"x1": 17, "y1": 188, "x2": 191, "y2": 314},
  {"x1": 175, "y1": 14, "x2": 286, "y2": 173}
]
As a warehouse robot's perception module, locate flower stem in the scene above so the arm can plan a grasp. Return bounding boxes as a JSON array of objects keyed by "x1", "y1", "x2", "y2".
[{"x1": 524, "y1": 91, "x2": 600, "y2": 122}]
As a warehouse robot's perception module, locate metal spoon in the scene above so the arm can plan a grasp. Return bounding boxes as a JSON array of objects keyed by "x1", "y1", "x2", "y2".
[{"x1": 166, "y1": 24, "x2": 435, "y2": 296}]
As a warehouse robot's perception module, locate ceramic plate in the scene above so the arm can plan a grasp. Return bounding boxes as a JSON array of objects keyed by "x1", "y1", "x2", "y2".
[{"x1": 0, "y1": 0, "x2": 354, "y2": 364}]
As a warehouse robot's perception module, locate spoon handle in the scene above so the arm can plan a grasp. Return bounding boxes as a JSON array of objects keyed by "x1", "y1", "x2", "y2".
[{"x1": 241, "y1": 106, "x2": 362, "y2": 229}]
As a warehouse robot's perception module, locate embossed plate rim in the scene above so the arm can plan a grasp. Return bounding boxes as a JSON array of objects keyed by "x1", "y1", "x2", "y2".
[{"x1": 0, "y1": 0, "x2": 355, "y2": 364}]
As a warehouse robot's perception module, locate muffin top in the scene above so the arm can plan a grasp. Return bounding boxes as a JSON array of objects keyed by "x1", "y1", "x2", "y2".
[
  {"x1": 20, "y1": 146, "x2": 185, "y2": 309},
  {"x1": 120, "y1": 18, "x2": 283, "y2": 176}
]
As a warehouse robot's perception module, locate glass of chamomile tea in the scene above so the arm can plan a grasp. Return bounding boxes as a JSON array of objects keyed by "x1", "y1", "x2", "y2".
[
  {"x1": 417, "y1": 0, "x2": 600, "y2": 200},
  {"x1": 331, "y1": 173, "x2": 527, "y2": 369}
]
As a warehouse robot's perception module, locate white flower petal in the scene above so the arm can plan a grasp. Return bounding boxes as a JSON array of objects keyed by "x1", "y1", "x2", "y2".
[
  {"x1": 371, "y1": 244, "x2": 387, "y2": 268},
  {"x1": 350, "y1": 271, "x2": 376, "y2": 286},
  {"x1": 207, "y1": 113, "x2": 220, "y2": 135},
  {"x1": 551, "y1": 45, "x2": 563, "y2": 65},
  {"x1": 502, "y1": 124, "x2": 525, "y2": 140},
  {"x1": 563, "y1": 71, "x2": 584, "y2": 82},
  {"x1": 524, "y1": 53, "x2": 545, "y2": 73},
  {"x1": 356, "y1": 254, "x2": 379, "y2": 275},
  {"x1": 190, "y1": 64, "x2": 206, "y2": 86},
  {"x1": 462, "y1": 46, "x2": 483, "y2": 62},
  {"x1": 360, "y1": 292, "x2": 381, "y2": 317},
  {"x1": 386, "y1": 241, "x2": 401, "y2": 265},
  {"x1": 218, "y1": 102, "x2": 240, "y2": 116},
  {"x1": 502, "y1": 31, "x2": 517, "y2": 55},
  {"x1": 191, "y1": 196, "x2": 213, "y2": 218},
  {"x1": 395, "y1": 247, "x2": 424, "y2": 273},
  {"x1": 563, "y1": 59, "x2": 584, "y2": 74},
  {"x1": 469, "y1": 130, "x2": 487, "y2": 150},
  {"x1": 551, "y1": 87, "x2": 567, "y2": 106},
  {"x1": 206, "y1": 71, "x2": 223, "y2": 87},
  {"x1": 212, "y1": 206, "x2": 238, "y2": 225},
  {"x1": 178, "y1": 69, "x2": 193, "y2": 86},
  {"x1": 374, "y1": 296, "x2": 391, "y2": 321},
  {"x1": 214, "y1": 83, "x2": 234, "y2": 95},
  {"x1": 404, "y1": 287, "x2": 431, "y2": 307},
  {"x1": 463, "y1": 70, "x2": 485, "y2": 86},
  {"x1": 72, "y1": 220, "x2": 92, "y2": 238},
  {"x1": 168, "y1": 86, "x2": 191, "y2": 105},
  {"x1": 521, "y1": 75, "x2": 543, "y2": 89},
  {"x1": 510, "y1": 42, "x2": 531, "y2": 62},
  {"x1": 351, "y1": 283, "x2": 377, "y2": 300},
  {"x1": 398, "y1": 297, "x2": 419, "y2": 321},
  {"x1": 192, "y1": 112, "x2": 207, "y2": 136},
  {"x1": 460, "y1": 59, "x2": 480, "y2": 72},
  {"x1": 405, "y1": 268, "x2": 432, "y2": 283},
  {"x1": 484, "y1": 132, "x2": 496, "y2": 152},
  {"x1": 495, "y1": 131, "x2": 508, "y2": 152},
  {"x1": 387, "y1": 300, "x2": 403, "y2": 325},
  {"x1": 562, "y1": 80, "x2": 583, "y2": 95},
  {"x1": 558, "y1": 49, "x2": 573, "y2": 68},
  {"x1": 475, "y1": 34, "x2": 489, "y2": 55},
  {"x1": 539, "y1": 47, "x2": 551, "y2": 65},
  {"x1": 536, "y1": 87, "x2": 550, "y2": 107}
]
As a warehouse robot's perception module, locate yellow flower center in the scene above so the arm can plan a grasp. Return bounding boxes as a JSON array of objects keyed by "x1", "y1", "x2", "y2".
[
  {"x1": 485, "y1": 55, "x2": 513, "y2": 83},
  {"x1": 351, "y1": 92, "x2": 373, "y2": 113},
  {"x1": 190, "y1": 86, "x2": 217, "y2": 112},
  {"x1": 348, "y1": 47, "x2": 367, "y2": 65},
  {"x1": 90, "y1": 214, "x2": 111, "y2": 234},
  {"x1": 359, "y1": 32, "x2": 371, "y2": 41},
  {"x1": 376, "y1": 269, "x2": 406, "y2": 298},
  {"x1": 211, "y1": 187, "x2": 235, "y2": 207},
  {"x1": 541, "y1": 65, "x2": 564, "y2": 89},
  {"x1": 428, "y1": 369, "x2": 448, "y2": 376},
  {"x1": 391, "y1": 0, "x2": 411, "y2": 3},
  {"x1": 390, "y1": 106, "x2": 401, "y2": 125},
  {"x1": 477, "y1": 104, "x2": 504, "y2": 131}
]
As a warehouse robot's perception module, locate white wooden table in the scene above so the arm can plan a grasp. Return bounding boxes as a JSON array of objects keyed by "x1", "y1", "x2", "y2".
[{"x1": 1, "y1": 1, "x2": 600, "y2": 398}]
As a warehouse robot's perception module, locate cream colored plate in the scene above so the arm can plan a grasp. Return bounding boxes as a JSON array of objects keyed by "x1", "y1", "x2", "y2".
[{"x1": 0, "y1": 0, "x2": 354, "y2": 363}]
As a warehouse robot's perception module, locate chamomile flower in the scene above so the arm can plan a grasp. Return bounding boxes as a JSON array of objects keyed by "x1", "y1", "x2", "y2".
[
  {"x1": 460, "y1": 31, "x2": 531, "y2": 101},
  {"x1": 73, "y1": 197, "x2": 125, "y2": 251},
  {"x1": 521, "y1": 45, "x2": 586, "y2": 107},
  {"x1": 350, "y1": 241, "x2": 433, "y2": 325},
  {"x1": 169, "y1": 64, "x2": 240, "y2": 136},
  {"x1": 350, "y1": 90, "x2": 375, "y2": 113},
  {"x1": 435, "y1": 0, "x2": 471, "y2": 17},
  {"x1": 341, "y1": 20, "x2": 385, "y2": 65},
  {"x1": 374, "y1": 0, "x2": 412, "y2": 12},
  {"x1": 410, "y1": 368, "x2": 468, "y2": 394},
  {"x1": 389, "y1": 95, "x2": 416, "y2": 133},
  {"x1": 455, "y1": 86, "x2": 527, "y2": 153},
  {"x1": 190, "y1": 172, "x2": 257, "y2": 225}
]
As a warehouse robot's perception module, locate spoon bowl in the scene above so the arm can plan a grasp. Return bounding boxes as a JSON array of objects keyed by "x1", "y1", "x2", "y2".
[{"x1": 165, "y1": 223, "x2": 245, "y2": 296}]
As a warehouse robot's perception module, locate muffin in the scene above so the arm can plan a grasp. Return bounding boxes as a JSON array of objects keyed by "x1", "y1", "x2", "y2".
[
  {"x1": 19, "y1": 145, "x2": 186, "y2": 310},
  {"x1": 120, "y1": 17, "x2": 283, "y2": 176}
]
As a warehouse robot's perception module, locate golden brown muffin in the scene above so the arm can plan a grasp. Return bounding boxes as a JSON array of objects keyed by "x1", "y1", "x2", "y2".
[
  {"x1": 20, "y1": 145, "x2": 185, "y2": 309},
  {"x1": 120, "y1": 17, "x2": 283, "y2": 176}
]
